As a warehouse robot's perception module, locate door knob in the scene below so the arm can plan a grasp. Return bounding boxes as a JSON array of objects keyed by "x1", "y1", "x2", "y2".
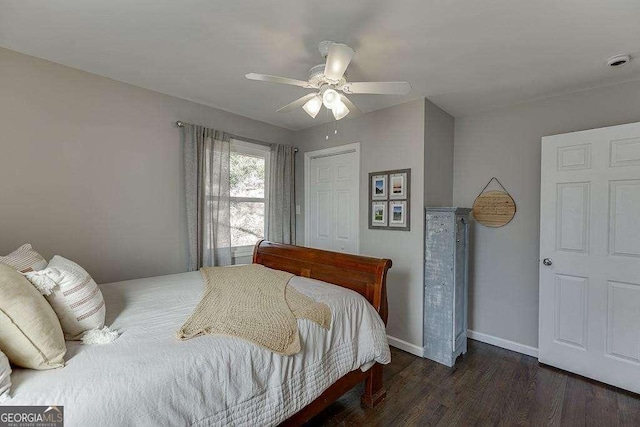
[{"x1": 543, "y1": 258, "x2": 553, "y2": 266}]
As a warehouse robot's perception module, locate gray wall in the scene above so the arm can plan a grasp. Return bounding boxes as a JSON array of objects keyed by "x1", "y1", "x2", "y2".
[
  {"x1": 294, "y1": 99, "x2": 427, "y2": 347},
  {"x1": 424, "y1": 99, "x2": 454, "y2": 206},
  {"x1": 0, "y1": 48, "x2": 292, "y2": 283},
  {"x1": 10, "y1": 42, "x2": 635, "y2": 353},
  {"x1": 453, "y1": 79, "x2": 640, "y2": 349}
]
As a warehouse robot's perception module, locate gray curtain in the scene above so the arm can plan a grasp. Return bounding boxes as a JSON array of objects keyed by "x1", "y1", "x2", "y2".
[
  {"x1": 183, "y1": 124, "x2": 232, "y2": 270},
  {"x1": 267, "y1": 144, "x2": 296, "y2": 244}
]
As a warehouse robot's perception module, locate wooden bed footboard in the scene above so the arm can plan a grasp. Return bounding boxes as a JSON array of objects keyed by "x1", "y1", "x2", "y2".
[{"x1": 252, "y1": 240, "x2": 392, "y2": 425}]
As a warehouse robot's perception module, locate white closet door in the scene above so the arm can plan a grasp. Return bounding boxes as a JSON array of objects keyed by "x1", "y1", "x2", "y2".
[
  {"x1": 539, "y1": 122, "x2": 640, "y2": 393},
  {"x1": 305, "y1": 144, "x2": 359, "y2": 254}
]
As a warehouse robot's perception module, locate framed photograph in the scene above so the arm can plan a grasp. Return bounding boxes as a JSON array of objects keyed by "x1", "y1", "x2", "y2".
[
  {"x1": 371, "y1": 201, "x2": 387, "y2": 226},
  {"x1": 389, "y1": 172, "x2": 407, "y2": 199},
  {"x1": 371, "y1": 175, "x2": 387, "y2": 200},
  {"x1": 368, "y1": 168, "x2": 410, "y2": 231},
  {"x1": 389, "y1": 201, "x2": 407, "y2": 227}
]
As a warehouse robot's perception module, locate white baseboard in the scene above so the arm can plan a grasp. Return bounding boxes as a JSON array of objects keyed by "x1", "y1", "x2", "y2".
[
  {"x1": 467, "y1": 329, "x2": 539, "y2": 358},
  {"x1": 388, "y1": 331, "x2": 539, "y2": 359},
  {"x1": 387, "y1": 335, "x2": 424, "y2": 357}
]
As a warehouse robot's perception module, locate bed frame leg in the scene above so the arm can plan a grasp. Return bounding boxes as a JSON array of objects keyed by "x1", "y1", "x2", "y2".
[{"x1": 361, "y1": 364, "x2": 385, "y2": 408}]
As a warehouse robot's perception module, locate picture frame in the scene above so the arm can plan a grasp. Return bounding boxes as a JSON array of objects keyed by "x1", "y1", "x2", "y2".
[
  {"x1": 371, "y1": 202, "x2": 387, "y2": 226},
  {"x1": 368, "y1": 168, "x2": 411, "y2": 231},
  {"x1": 389, "y1": 201, "x2": 407, "y2": 227},
  {"x1": 389, "y1": 172, "x2": 407, "y2": 199},
  {"x1": 371, "y1": 175, "x2": 387, "y2": 200}
]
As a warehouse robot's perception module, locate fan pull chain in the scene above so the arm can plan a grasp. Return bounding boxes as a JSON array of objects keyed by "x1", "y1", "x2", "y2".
[{"x1": 325, "y1": 109, "x2": 330, "y2": 140}]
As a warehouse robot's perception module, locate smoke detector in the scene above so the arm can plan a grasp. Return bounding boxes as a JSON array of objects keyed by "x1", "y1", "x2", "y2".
[{"x1": 607, "y1": 54, "x2": 631, "y2": 68}]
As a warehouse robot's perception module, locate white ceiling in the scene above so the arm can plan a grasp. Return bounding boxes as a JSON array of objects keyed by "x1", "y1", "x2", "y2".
[{"x1": 1, "y1": 0, "x2": 639, "y2": 130}]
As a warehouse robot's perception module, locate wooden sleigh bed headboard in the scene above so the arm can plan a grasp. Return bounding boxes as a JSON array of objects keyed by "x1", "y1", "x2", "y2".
[{"x1": 253, "y1": 240, "x2": 392, "y2": 324}]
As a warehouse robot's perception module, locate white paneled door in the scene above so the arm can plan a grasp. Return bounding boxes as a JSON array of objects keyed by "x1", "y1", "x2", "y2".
[
  {"x1": 540, "y1": 122, "x2": 640, "y2": 393},
  {"x1": 305, "y1": 143, "x2": 360, "y2": 254}
]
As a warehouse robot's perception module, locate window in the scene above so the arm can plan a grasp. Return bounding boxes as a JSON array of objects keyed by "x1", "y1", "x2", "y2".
[{"x1": 230, "y1": 139, "x2": 270, "y2": 256}]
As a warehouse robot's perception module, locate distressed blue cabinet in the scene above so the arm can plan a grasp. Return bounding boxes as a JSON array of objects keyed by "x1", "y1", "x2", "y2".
[{"x1": 424, "y1": 207, "x2": 471, "y2": 367}]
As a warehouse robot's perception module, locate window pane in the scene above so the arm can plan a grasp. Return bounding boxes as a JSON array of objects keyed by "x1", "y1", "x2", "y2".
[
  {"x1": 230, "y1": 201, "x2": 265, "y2": 247},
  {"x1": 230, "y1": 152, "x2": 265, "y2": 198}
]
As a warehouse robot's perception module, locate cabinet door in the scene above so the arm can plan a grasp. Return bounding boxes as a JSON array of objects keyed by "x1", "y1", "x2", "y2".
[
  {"x1": 424, "y1": 213, "x2": 456, "y2": 365},
  {"x1": 453, "y1": 216, "x2": 467, "y2": 351}
]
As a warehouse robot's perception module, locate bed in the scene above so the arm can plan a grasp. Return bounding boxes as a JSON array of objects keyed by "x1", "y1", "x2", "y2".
[{"x1": 5, "y1": 241, "x2": 392, "y2": 426}]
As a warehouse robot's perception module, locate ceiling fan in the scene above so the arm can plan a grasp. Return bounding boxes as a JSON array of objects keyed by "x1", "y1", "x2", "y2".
[{"x1": 246, "y1": 41, "x2": 411, "y2": 121}]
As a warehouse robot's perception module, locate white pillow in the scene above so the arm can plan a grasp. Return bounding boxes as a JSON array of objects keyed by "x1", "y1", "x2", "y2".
[
  {"x1": 0, "y1": 349, "x2": 11, "y2": 402},
  {"x1": 25, "y1": 256, "x2": 112, "y2": 342},
  {"x1": 0, "y1": 244, "x2": 47, "y2": 273}
]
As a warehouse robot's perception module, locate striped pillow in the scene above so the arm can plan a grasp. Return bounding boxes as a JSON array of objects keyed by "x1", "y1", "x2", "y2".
[
  {"x1": 0, "y1": 244, "x2": 47, "y2": 273},
  {"x1": 25, "y1": 256, "x2": 106, "y2": 341}
]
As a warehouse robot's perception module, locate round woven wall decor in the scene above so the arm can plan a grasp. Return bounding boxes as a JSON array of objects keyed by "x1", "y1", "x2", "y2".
[{"x1": 472, "y1": 186, "x2": 516, "y2": 228}]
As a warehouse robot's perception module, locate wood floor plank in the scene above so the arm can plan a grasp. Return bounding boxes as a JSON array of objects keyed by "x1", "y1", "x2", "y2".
[
  {"x1": 560, "y1": 373, "x2": 589, "y2": 425},
  {"x1": 617, "y1": 391, "x2": 640, "y2": 426},
  {"x1": 474, "y1": 348, "x2": 521, "y2": 425},
  {"x1": 305, "y1": 340, "x2": 640, "y2": 426},
  {"x1": 528, "y1": 365, "x2": 567, "y2": 426},
  {"x1": 495, "y1": 353, "x2": 539, "y2": 425}
]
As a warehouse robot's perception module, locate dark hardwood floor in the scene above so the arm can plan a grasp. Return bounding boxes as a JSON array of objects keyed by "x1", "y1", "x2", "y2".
[{"x1": 305, "y1": 340, "x2": 640, "y2": 426}]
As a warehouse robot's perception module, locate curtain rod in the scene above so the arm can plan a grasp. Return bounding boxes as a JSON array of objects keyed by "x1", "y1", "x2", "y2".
[{"x1": 176, "y1": 121, "x2": 298, "y2": 153}]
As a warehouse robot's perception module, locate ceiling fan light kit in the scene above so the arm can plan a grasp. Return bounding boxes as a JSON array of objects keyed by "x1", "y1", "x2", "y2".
[
  {"x1": 322, "y1": 88, "x2": 341, "y2": 109},
  {"x1": 245, "y1": 40, "x2": 412, "y2": 121},
  {"x1": 302, "y1": 95, "x2": 322, "y2": 118},
  {"x1": 332, "y1": 100, "x2": 349, "y2": 120}
]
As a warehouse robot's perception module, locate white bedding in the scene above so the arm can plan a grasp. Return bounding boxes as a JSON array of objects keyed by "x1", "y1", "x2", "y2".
[{"x1": 4, "y1": 270, "x2": 391, "y2": 426}]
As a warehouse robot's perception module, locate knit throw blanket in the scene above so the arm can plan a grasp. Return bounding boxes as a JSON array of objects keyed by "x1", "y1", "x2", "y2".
[{"x1": 177, "y1": 265, "x2": 331, "y2": 355}]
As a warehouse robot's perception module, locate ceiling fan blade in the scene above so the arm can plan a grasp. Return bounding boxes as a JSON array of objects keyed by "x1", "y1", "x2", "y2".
[
  {"x1": 277, "y1": 93, "x2": 319, "y2": 113},
  {"x1": 341, "y1": 81, "x2": 411, "y2": 95},
  {"x1": 324, "y1": 43, "x2": 354, "y2": 81},
  {"x1": 340, "y1": 94, "x2": 361, "y2": 114},
  {"x1": 245, "y1": 73, "x2": 314, "y2": 88}
]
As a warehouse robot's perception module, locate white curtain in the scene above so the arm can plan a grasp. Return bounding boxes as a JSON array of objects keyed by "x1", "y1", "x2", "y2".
[
  {"x1": 266, "y1": 144, "x2": 296, "y2": 244},
  {"x1": 183, "y1": 124, "x2": 232, "y2": 270}
]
